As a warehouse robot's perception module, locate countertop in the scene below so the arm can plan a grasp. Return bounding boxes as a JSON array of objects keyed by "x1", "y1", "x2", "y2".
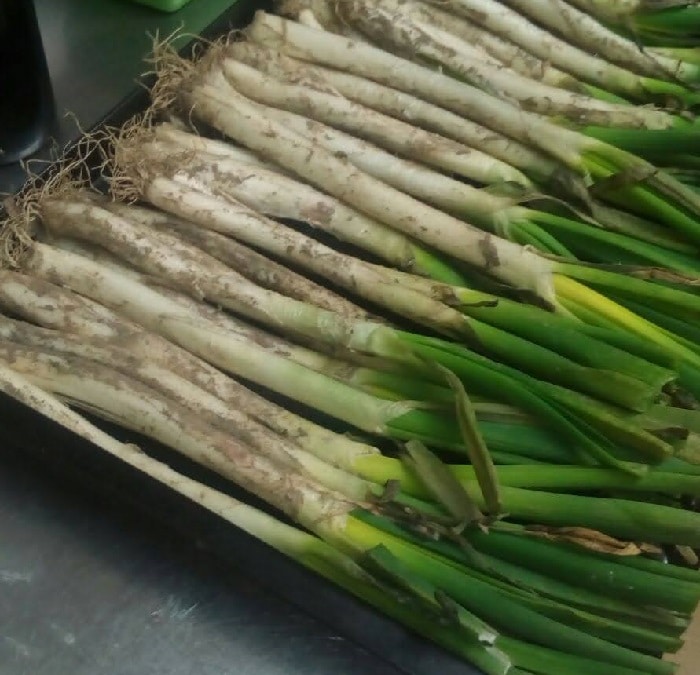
[{"x1": 0, "y1": 449, "x2": 401, "y2": 675}]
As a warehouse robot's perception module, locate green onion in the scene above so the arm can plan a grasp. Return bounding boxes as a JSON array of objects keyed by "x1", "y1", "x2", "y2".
[
  {"x1": 501, "y1": 0, "x2": 700, "y2": 83},
  {"x1": 343, "y1": 0, "x2": 683, "y2": 128},
  {"x1": 420, "y1": 0, "x2": 700, "y2": 104},
  {"x1": 1, "y1": 361, "x2": 672, "y2": 675},
  {"x1": 245, "y1": 12, "x2": 700, "y2": 245}
]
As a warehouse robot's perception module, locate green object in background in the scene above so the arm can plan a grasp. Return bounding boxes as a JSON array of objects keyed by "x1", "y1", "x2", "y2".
[{"x1": 129, "y1": 0, "x2": 193, "y2": 12}]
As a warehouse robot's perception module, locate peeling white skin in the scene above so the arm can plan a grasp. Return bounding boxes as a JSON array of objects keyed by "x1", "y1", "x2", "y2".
[
  {"x1": 345, "y1": 0, "x2": 675, "y2": 129},
  {"x1": 179, "y1": 75, "x2": 559, "y2": 305},
  {"x1": 129, "y1": 134, "x2": 432, "y2": 274},
  {"x1": 277, "y1": 0, "x2": 367, "y2": 40},
  {"x1": 27, "y1": 243, "x2": 418, "y2": 433},
  {"x1": 0, "y1": 317, "x2": 374, "y2": 502},
  {"x1": 0, "y1": 353, "x2": 353, "y2": 531},
  {"x1": 104, "y1": 199, "x2": 371, "y2": 321},
  {"x1": 154, "y1": 123, "x2": 280, "y2": 170},
  {"x1": 226, "y1": 42, "x2": 557, "y2": 179},
  {"x1": 297, "y1": 7, "x2": 325, "y2": 30},
  {"x1": 39, "y1": 198, "x2": 409, "y2": 360}
]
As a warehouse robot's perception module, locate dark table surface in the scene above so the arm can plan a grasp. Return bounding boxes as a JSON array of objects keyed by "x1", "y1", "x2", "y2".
[
  {"x1": 0, "y1": 2, "x2": 433, "y2": 673},
  {"x1": 0, "y1": 450, "x2": 402, "y2": 675}
]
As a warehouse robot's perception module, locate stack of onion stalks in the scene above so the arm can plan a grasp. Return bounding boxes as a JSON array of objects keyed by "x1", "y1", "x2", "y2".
[{"x1": 2, "y1": 1, "x2": 700, "y2": 673}]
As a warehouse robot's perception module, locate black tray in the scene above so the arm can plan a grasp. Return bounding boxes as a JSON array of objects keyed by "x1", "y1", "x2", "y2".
[{"x1": 1, "y1": 2, "x2": 479, "y2": 674}]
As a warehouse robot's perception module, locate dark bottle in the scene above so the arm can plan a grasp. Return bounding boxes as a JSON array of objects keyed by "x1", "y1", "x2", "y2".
[{"x1": 0, "y1": 0, "x2": 54, "y2": 166}]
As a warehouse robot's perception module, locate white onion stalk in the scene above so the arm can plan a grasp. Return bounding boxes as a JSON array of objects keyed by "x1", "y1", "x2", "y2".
[
  {"x1": 0, "y1": 266, "x2": 472, "y2": 488},
  {"x1": 134, "y1": 133, "x2": 491, "y2": 251},
  {"x1": 0, "y1": 270, "x2": 383, "y2": 470},
  {"x1": 147, "y1": 125, "x2": 466, "y2": 285},
  {"x1": 107, "y1": 191, "x2": 470, "y2": 339},
  {"x1": 13, "y1": 337, "x2": 682, "y2": 672},
  {"x1": 505, "y1": 0, "x2": 700, "y2": 82},
  {"x1": 152, "y1": 125, "x2": 592, "y2": 266},
  {"x1": 23, "y1": 248, "x2": 329, "y2": 359},
  {"x1": 164, "y1": 102, "x2": 699, "y2": 270},
  {"x1": 4, "y1": 355, "x2": 698, "y2": 559},
  {"x1": 4, "y1": 256, "x2": 671, "y2": 439},
  {"x1": 22, "y1": 243, "x2": 515, "y2": 502},
  {"x1": 39, "y1": 196, "x2": 473, "y2": 346},
  {"x1": 135, "y1": 119, "x2": 594, "y2": 265},
  {"x1": 5, "y1": 343, "x2": 352, "y2": 513},
  {"x1": 244, "y1": 12, "x2": 700, "y2": 231},
  {"x1": 241, "y1": 12, "x2": 615, "y2": 170},
  {"x1": 153, "y1": 124, "x2": 280, "y2": 169},
  {"x1": 153, "y1": 70, "x2": 559, "y2": 305},
  {"x1": 149, "y1": 82, "x2": 700, "y2": 373},
  {"x1": 0, "y1": 337, "x2": 373, "y2": 501},
  {"x1": 296, "y1": 6, "x2": 326, "y2": 31},
  {"x1": 38, "y1": 197, "x2": 430, "y2": 367},
  {"x1": 99, "y1": 195, "x2": 373, "y2": 320},
  {"x1": 0, "y1": 269, "x2": 136, "y2": 339},
  {"x1": 0, "y1": 366, "x2": 515, "y2": 675},
  {"x1": 308, "y1": 0, "x2": 503, "y2": 70},
  {"x1": 276, "y1": 0, "x2": 367, "y2": 40},
  {"x1": 565, "y1": 0, "x2": 646, "y2": 23},
  {"x1": 67, "y1": 209, "x2": 677, "y2": 438},
  {"x1": 0, "y1": 311, "x2": 428, "y2": 489},
  {"x1": 392, "y1": 1, "x2": 579, "y2": 90},
  {"x1": 343, "y1": 0, "x2": 675, "y2": 129},
  {"x1": 48, "y1": 237, "x2": 395, "y2": 380},
  {"x1": 86, "y1": 207, "x2": 386, "y2": 330},
  {"x1": 422, "y1": 0, "x2": 697, "y2": 103},
  {"x1": 0, "y1": 359, "x2": 324, "y2": 550},
  {"x1": 0, "y1": 313, "x2": 439, "y2": 497},
  {"x1": 49, "y1": 234, "x2": 445, "y2": 401},
  {"x1": 24, "y1": 242, "x2": 426, "y2": 435},
  {"x1": 224, "y1": 42, "x2": 558, "y2": 183},
  {"x1": 100, "y1": 189, "x2": 675, "y2": 414},
  {"x1": 4, "y1": 345, "x2": 358, "y2": 521},
  {"x1": 112, "y1": 117, "x2": 692, "y2": 464},
  {"x1": 33, "y1": 238, "x2": 441, "y2": 406},
  {"x1": 216, "y1": 56, "x2": 531, "y2": 187},
  {"x1": 2, "y1": 355, "x2": 533, "y2": 675},
  {"x1": 2, "y1": 254, "x2": 371, "y2": 381}
]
